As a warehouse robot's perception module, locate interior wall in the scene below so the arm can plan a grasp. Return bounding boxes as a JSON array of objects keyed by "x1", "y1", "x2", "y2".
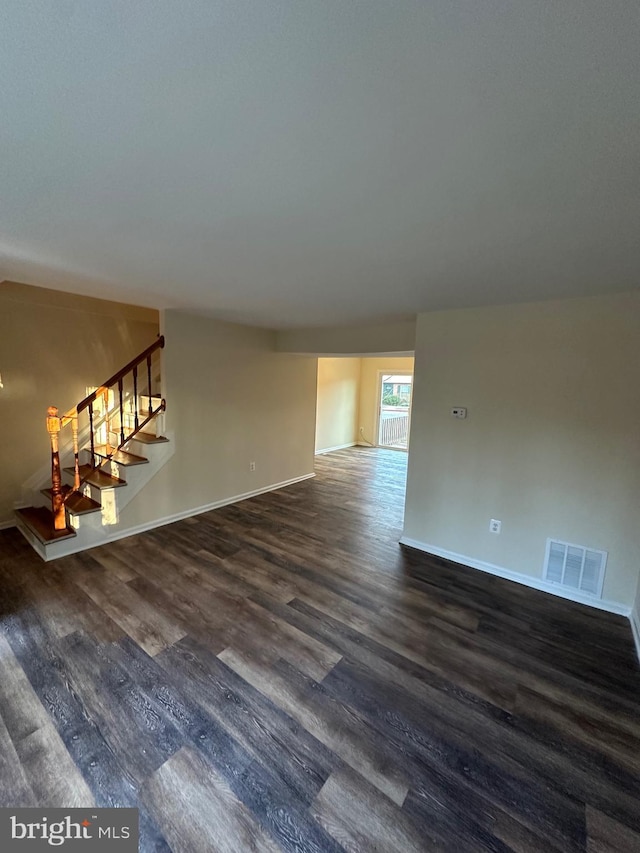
[
  {"x1": 403, "y1": 292, "x2": 640, "y2": 608},
  {"x1": 0, "y1": 281, "x2": 159, "y2": 524},
  {"x1": 358, "y1": 356, "x2": 415, "y2": 446},
  {"x1": 120, "y1": 309, "x2": 317, "y2": 529},
  {"x1": 632, "y1": 577, "x2": 640, "y2": 656},
  {"x1": 277, "y1": 320, "x2": 415, "y2": 355},
  {"x1": 315, "y1": 358, "x2": 361, "y2": 453}
]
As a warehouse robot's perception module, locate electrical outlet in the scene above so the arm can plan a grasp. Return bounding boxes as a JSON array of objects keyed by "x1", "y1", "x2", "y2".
[
  {"x1": 451, "y1": 407, "x2": 467, "y2": 419},
  {"x1": 489, "y1": 518, "x2": 501, "y2": 534},
  {"x1": 249, "y1": 461, "x2": 256, "y2": 472}
]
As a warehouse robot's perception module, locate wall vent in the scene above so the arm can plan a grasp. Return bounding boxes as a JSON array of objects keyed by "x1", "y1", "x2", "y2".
[{"x1": 543, "y1": 539, "x2": 607, "y2": 598}]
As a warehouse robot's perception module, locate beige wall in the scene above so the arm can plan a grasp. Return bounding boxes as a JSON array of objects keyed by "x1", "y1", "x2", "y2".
[
  {"x1": 120, "y1": 309, "x2": 317, "y2": 529},
  {"x1": 633, "y1": 576, "x2": 640, "y2": 643},
  {"x1": 0, "y1": 281, "x2": 159, "y2": 524},
  {"x1": 277, "y1": 320, "x2": 415, "y2": 355},
  {"x1": 358, "y1": 357, "x2": 414, "y2": 446},
  {"x1": 315, "y1": 358, "x2": 361, "y2": 452},
  {"x1": 403, "y1": 292, "x2": 640, "y2": 607}
]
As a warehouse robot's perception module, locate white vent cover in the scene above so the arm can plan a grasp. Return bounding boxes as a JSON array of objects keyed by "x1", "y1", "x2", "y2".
[{"x1": 544, "y1": 539, "x2": 607, "y2": 598}]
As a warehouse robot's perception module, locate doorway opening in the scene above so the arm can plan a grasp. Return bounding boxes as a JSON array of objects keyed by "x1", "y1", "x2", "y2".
[
  {"x1": 377, "y1": 372, "x2": 413, "y2": 450},
  {"x1": 313, "y1": 355, "x2": 414, "y2": 454}
]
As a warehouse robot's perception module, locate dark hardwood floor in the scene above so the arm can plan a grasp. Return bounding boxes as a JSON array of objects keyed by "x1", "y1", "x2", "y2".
[{"x1": 1, "y1": 447, "x2": 639, "y2": 852}]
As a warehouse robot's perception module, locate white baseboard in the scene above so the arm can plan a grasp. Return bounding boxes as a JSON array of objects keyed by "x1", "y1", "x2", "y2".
[
  {"x1": 631, "y1": 605, "x2": 640, "y2": 663},
  {"x1": 0, "y1": 519, "x2": 17, "y2": 530},
  {"x1": 399, "y1": 536, "x2": 632, "y2": 618},
  {"x1": 315, "y1": 442, "x2": 357, "y2": 455},
  {"x1": 109, "y1": 471, "x2": 316, "y2": 543},
  {"x1": 26, "y1": 472, "x2": 316, "y2": 561}
]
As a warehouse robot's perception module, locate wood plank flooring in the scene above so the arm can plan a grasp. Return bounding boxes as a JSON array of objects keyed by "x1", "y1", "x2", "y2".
[{"x1": 1, "y1": 447, "x2": 639, "y2": 852}]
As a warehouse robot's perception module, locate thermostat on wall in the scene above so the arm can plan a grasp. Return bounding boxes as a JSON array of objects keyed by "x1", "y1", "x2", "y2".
[{"x1": 451, "y1": 407, "x2": 467, "y2": 419}]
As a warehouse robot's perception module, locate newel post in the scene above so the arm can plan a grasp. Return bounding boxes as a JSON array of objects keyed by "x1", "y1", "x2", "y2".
[{"x1": 47, "y1": 406, "x2": 67, "y2": 531}]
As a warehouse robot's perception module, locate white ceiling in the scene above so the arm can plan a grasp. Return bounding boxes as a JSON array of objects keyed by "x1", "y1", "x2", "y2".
[{"x1": 1, "y1": 1, "x2": 638, "y2": 328}]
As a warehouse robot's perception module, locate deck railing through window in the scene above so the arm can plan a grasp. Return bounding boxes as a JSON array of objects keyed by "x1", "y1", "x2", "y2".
[{"x1": 380, "y1": 412, "x2": 409, "y2": 448}]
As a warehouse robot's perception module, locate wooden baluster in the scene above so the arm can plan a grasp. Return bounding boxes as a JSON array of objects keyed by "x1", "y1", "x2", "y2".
[
  {"x1": 105, "y1": 390, "x2": 112, "y2": 455},
  {"x1": 71, "y1": 414, "x2": 80, "y2": 491},
  {"x1": 133, "y1": 365, "x2": 139, "y2": 430},
  {"x1": 118, "y1": 378, "x2": 125, "y2": 445},
  {"x1": 88, "y1": 402, "x2": 95, "y2": 466},
  {"x1": 46, "y1": 406, "x2": 66, "y2": 531},
  {"x1": 147, "y1": 355, "x2": 152, "y2": 416}
]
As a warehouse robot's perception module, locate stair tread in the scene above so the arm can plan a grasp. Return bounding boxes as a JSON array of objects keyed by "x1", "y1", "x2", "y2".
[
  {"x1": 128, "y1": 432, "x2": 169, "y2": 444},
  {"x1": 16, "y1": 507, "x2": 76, "y2": 544},
  {"x1": 64, "y1": 465, "x2": 126, "y2": 489},
  {"x1": 41, "y1": 487, "x2": 102, "y2": 516},
  {"x1": 91, "y1": 446, "x2": 148, "y2": 465}
]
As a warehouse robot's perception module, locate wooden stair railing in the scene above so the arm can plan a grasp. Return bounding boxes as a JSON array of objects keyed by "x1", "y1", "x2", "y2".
[{"x1": 46, "y1": 336, "x2": 165, "y2": 531}]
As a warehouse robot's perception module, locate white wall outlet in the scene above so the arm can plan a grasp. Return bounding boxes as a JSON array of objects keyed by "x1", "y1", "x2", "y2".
[
  {"x1": 249, "y1": 461, "x2": 256, "y2": 472},
  {"x1": 489, "y1": 518, "x2": 501, "y2": 534},
  {"x1": 451, "y1": 407, "x2": 467, "y2": 419}
]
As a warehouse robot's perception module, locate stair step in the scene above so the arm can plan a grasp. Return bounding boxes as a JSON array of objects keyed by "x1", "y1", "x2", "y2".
[
  {"x1": 41, "y1": 487, "x2": 102, "y2": 516},
  {"x1": 91, "y1": 446, "x2": 149, "y2": 466},
  {"x1": 64, "y1": 465, "x2": 126, "y2": 490},
  {"x1": 128, "y1": 431, "x2": 169, "y2": 445},
  {"x1": 16, "y1": 507, "x2": 76, "y2": 544}
]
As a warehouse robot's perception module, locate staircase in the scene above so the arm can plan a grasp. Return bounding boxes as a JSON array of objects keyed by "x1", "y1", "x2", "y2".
[{"x1": 16, "y1": 336, "x2": 173, "y2": 561}]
